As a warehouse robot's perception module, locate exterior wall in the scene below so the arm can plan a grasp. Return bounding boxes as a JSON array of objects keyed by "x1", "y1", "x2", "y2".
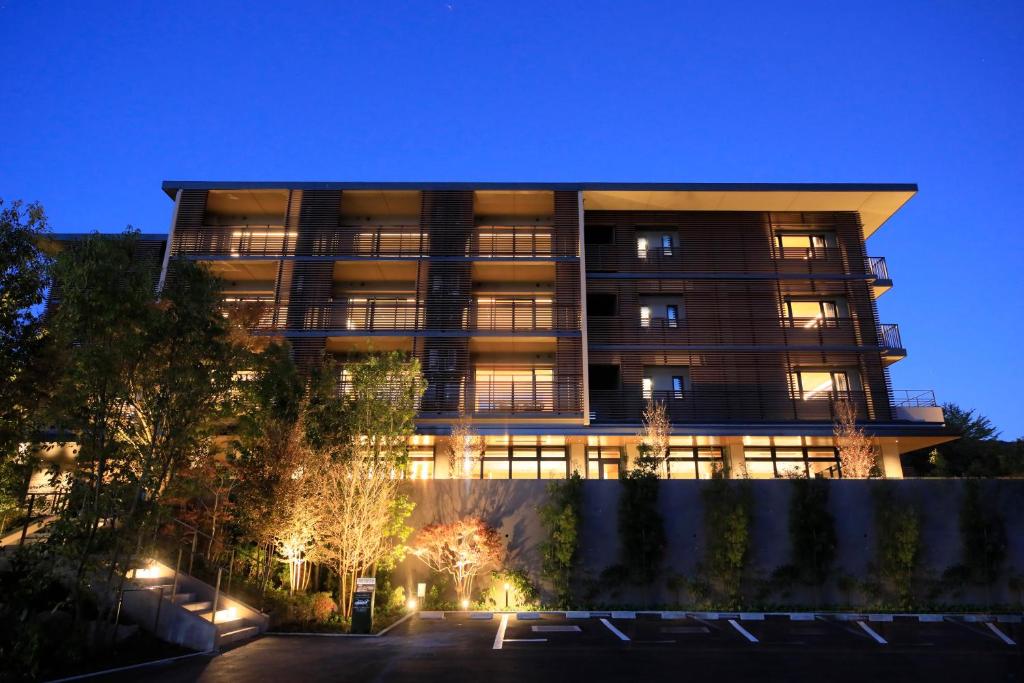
[{"x1": 393, "y1": 479, "x2": 1024, "y2": 607}]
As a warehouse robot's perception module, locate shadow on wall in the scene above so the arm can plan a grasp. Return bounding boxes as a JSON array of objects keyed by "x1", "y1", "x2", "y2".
[{"x1": 394, "y1": 479, "x2": 1024, "y2": 610}]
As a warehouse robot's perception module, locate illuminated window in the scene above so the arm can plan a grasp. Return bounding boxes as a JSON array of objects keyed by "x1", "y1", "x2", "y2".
[
  {"x1": 666, "y1": 447, "x2": 724, "y2": 479},
  {"x1": 666, "y1": 305, "x2": 679, "y2": 328},
  {"x1": 790, "y1": 370, "x2": 853, "y2": 400},
  {"x1": 407, "y1": 447, "x2": 435, "y2": 480},
  {"x1": 640, "y1": 306, "x2": 651, "y2": 328},
  {"x1": 742, "y1": 436, "x2": 840, "y2": 478},
  {"x1": 475, "y1": 367, "x2": 554, "y2": 412},
  {"x1": 642, "y1": 378, "x2": 653, "y2": 400},
  {"x1": 587, "y1": 447, "x2": 621, "y2": 480},
  {"x1": 479, "y1": 436, "x2": 568, "y2": 479},
  {"x1": 637, "y1": 237, "x2": 649, "y2": 258},
  {"x1": 661, "y1": 234, "x2": 673, "y2": 256},
  {"x1": 775, "y1": 232, "x2": 836, "y2": 258},
  {"x1": 787, "y1": 300, "x2": 840, "y2": 328},
  {"x1": 672, "y1": 376, "x2": 685, "y2": 399}
]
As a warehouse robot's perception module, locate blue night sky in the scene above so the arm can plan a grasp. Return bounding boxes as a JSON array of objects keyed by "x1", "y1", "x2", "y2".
[{"x1": 1, "y1": 1, "x2": 1021, "y2": 437}]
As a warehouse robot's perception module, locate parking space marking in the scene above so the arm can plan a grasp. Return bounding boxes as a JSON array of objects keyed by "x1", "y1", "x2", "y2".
[
  {"x1": 532, "y1": 625, "x2": 581, "y2": 633},
  {"x1": 728, "y1": 619, "x2": 759, "y2": 643},
  {"x1": 493, "y1": 614, "x2": 509, "y2": 650},
  {"x1": 856, "y1": 620, "x2": 888, "y2": 645},
  {"x1": 504, "y1": 639, "x2": 548, "y2": 643},
  {"x1": 986, "y1": 622, "x2": 1017, "y2": 646},
  {"x1": 600, "y1": 618, "x2": 631, "y2": 641}
]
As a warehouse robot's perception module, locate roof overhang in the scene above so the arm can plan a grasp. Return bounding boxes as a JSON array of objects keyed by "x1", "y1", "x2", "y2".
[{"x1": 162, "y1": 182, "x2": 916, "y2": 237}]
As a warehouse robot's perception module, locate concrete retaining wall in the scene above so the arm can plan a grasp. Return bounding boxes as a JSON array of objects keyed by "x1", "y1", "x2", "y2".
[{"x1": 392, "y1": 479, "x2": 1024, "y2": 608}]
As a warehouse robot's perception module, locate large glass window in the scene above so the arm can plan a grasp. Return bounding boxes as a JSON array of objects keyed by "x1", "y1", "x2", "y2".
[
  {"x1": 790, "y1": 369, "x2": 854, "y2": 400},
  {"x1": 742, "y1": 436, "x2": 840, "y2": 478},
  {"x1": 786, "y1": 299, "x2": 840, "y2": 328},
  {"x1": 775, "y1": 232, "x2": 836, "y2": 258},
  {"x1": 666, "y1": 446, "x2": 724, "y2": 479},
  {"x1": 475, "y1": 367, "x2": 554, "y2": 412},
  {"x1": 480, "y1": 436, "x2": 568, "y2": 479},
  {"x1": 586, "y1": 446, "x2": 621, "y2": 480},
  {"x1": 407, "y1": 447, "x2": 435, "y2": 480}
]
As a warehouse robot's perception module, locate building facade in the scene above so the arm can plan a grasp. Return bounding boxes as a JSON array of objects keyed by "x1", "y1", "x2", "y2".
[{"x1": 155, "y1": 181, "x2": 955, "y2": 479}]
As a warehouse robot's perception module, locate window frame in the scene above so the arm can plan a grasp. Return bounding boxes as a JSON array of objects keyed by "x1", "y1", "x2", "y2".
[
  {"x1": 480, "y1": 438, "x2": 569, "y2": 480},
  {"x1": 665, "y1": 446, "x2": 725, "y2": 479}
]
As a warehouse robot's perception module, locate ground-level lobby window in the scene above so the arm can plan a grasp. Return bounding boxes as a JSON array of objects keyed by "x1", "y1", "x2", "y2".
[
  {"x1": 743, "y1": 436, "x2": 839, "y2": 478},
  {"x1": 481, "y1": 435, "x2": 567, "y2": 479}
]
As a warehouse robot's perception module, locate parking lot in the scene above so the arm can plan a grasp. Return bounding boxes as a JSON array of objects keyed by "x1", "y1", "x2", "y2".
[{"x1": 93, "y1": 612, "x2": 1023, "y2": 682}]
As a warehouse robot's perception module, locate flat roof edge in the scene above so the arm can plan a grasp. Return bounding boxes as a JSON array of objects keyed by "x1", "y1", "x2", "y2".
[{"x1": 161, "y1": 180, "x2": 918, "y2": 198}]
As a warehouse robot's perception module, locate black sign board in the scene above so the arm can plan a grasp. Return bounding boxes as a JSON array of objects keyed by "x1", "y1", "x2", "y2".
[{"x1": 351, "y1": 590, "x2": 374, "y2": 634}]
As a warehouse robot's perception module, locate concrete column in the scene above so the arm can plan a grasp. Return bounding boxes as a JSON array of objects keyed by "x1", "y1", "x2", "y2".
[
  {"x1": 878, "y1": 440, "x2": 904, "y2": 479},
  {"x1": 568, "y1": 442, "x2": 586, "y2": 478},
  {"x1": 624, "y1": 442, "x2": 641, "y2": 472},
  {"x1": 433, "y1": 438, "x2": 451, "y2": 480},
  {"x1": 724, "y1": 443, "x2": 747, "y2": 479}
]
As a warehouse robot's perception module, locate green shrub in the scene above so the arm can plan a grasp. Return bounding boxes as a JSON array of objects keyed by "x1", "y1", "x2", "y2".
[
  {"x1": 618, "y1": 456, "x2": 665, "y2": 584},
  {"x1": 788, "y1": 478, "x2": 836, "y2": 586},
  {"x1": 873, "y1": 487, "x2": 920, "y2": 609},
  {"x1": 539, "y1": 472, "x2": 583, "y2": 607},
  {"x1": 701, "y1": 478, "x2": 752, "y2": 605}
]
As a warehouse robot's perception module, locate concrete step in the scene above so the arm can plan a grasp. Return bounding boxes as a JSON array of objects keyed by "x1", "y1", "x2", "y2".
[
  {"x1": 219, "y1": 625, "x2": 259, "y2": 646},
  {"x1": 170, "y1": 592, "x2": 196, "y2": 604},
  {"x1": 215, "y1": 617, "x2": 247, "y2": 633},
  {"x1": 180, "y1": 601, "x2": 212, "y2": 612}
]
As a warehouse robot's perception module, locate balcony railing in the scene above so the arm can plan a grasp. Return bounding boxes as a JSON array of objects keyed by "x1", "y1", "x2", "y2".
[
  {"x1": 589, "y1": 389, "x2": 874, "y2": 423},
  {"x1": 420, "y1": 379, "x2": 583, "y2": 415},
  {"x1": 867, "y1": 256, "x2": 890, "y2": 281},
  {"x1": 878, "y1": 323, "x2": 903, "y2": 350},
  {"x1": 237, "y1": 297, "x2": 579, "y2": 332},
  {"x1": 890, "y1": 389, "x2": 937, "y2": 407},
  {"x1": 472, "y1": 227, "x2": 556, "y2": 258},
  {"x1": 174, "y1": 225, "x2": 296, "y2": 257}
]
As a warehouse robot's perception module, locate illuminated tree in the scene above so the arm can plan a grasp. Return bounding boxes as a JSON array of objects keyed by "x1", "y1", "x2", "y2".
[
  {"x1": 833, "y1": 398, "x2": 877, "y2": 478},
  {"x1": 304, "y1": 353, "x2": 424, "y2": 617},
  {"x1": 639, "y1": 398, "x2": 671, "y2": 465},
  {"x1": 446, "y1": 415, "x2": 483, "y2": 479},
  {"x1": 410, "y1": 518, "x2": 504, "y2": 604}
]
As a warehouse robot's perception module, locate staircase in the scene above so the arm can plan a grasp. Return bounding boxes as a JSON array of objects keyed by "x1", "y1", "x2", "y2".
[{"x1": 122, "y1": 558, "x2": 268, "y2": 651}]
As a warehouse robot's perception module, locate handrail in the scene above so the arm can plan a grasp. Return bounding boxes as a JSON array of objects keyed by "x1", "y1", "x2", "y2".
[
  {"x1": 890, "y1": 389, "x2": 937, "y2": 407},
  {"x1": 867, "y1": 256, "x2": 890, "y2": 280},
  {"x1": 878, "y1": 323, "x2": 903, "y2": 350}
]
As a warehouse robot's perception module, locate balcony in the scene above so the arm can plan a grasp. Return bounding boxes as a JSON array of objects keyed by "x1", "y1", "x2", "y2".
[
  {"x1": 589, "y1": 388, "x2": 876, "y2": 423},
  {"x1": 585, "y1": 244, "x2": 849, "y2": 275},
  {"x1": 867, "y1": 256, "x2": 892, "y2": 297},
  {"x1": 472, "y1": 226, "x2": 559, "y2": 258},
  {"x1": 588, "y1": 315, "x2": 905, "y2": 352},
  {"x1": 878, "y1": 323, "x2": 906, "y2": 363},
  {"x1": 172, "y1": 224, "x2": 429, "y2": 258},
  {"x1": 890, "y1": 389, "x2": 944, "y2": 423},
  {"x1": 419, "y1": 378, "x2": 583, "y2": 416}
]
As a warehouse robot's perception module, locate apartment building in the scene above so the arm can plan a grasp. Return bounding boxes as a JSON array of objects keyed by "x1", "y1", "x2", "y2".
[{"x1": 155, "y1": 181, "x2": 954, "y2": 480}]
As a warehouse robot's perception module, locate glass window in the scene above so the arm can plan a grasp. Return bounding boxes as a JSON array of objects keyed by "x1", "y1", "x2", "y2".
[
  {"x1": 540, "y1": 460, "x2": 567, "y2": 479},
  {"x1": 642, "y1": 378, "x2": 653, "y2": 400},
  {"x1": 510, "y1": 461, "x2": 537, "y2": 479},
  {"x1": 640, "y1": 306, "x2": 651, "y2": 328},
  {"x1": 483, "y1": 460, "x2": 510, "y2": 480},
  {"x1": 791, "y1": 370, "x2": 853, "y2": 400},
  {"x1": 587, "y1": 446, "x2": 622, "y2": 480},
  {"x1": 666, "y1": 446, "x2": 724, "y2": 479},
  {"x1": 741, "y1": 436, "x2": 840, "y2": 479},
  {"x1": 745, "y1": 460, "x2": 776, "y2": 479},
  {"x1": 666, "y1": 305, "x2": 678, "y2": 327},
  {"x1": 637, "y1": 237, "x2": 649, "y2": 258},
  {"x1": 776, "y1": 232, "x2": 836, "y2": 257},
  {"x1": 672, "y1": 376, "x2": 684, "y2": 399},
  {"x1": 661, "y1": 234, "x2": 673, "y2": 256}
]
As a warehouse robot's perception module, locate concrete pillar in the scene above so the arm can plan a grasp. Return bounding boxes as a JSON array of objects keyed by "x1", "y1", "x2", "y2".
[
  {"x1": 879, "y1": 440, "x2": 904, "y2": 479},
  {"x1": 724, "y1": 443, "x2": 747, "y2": 479},
  {"x1": 568, "y1": 442, "x2": 586, "y2": 478},
  {"x1": 624, "y1": 442, "x2": 641, "y2": 472},
  {"x1": 433, "y1": 438, "x2": 451, "y2": 480}
]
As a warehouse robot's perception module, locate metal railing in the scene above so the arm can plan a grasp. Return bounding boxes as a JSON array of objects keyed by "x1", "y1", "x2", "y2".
[
  {"x1": 3, "y1": 491, "x2": 68, "y2": 543},
  {"x1": 890, "y1": 389, "x2": 937, "y2": 407},
  {"x1": 867, "y1": 256, "x2": 890, "y2": 280},
  {"x1": 878, "y1": 323, "x2": 904, "y2": 350},
  {"x1": 472, "y1": 227, "x2": 556, "y2": 258},
  {"x1": 420, "y1": 379, "x2": 583, "y2": 415},
  {"x1": 589, "y1": 389, "x2": 873, "y2": 423},
  {"x1": 174, "y1": 225, "x2": 296, "y2": 257}
]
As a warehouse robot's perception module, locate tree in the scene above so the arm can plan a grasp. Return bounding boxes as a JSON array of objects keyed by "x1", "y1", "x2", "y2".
[
  {"x1": 833, "y1": 398, "x2": 877, "y2": 478},
  {"x1": 0, "y1": 200, "x2": 53, "y2": 467},
  {"x1": 539, "y1": 472, "x2": 583, "y2": 607},
  {"x1": 873, "y1": 487, "x2": 920, "y2": 608},
  {"x1": 304, "y1": 353, "x2": 424, "y2": 617},
  {"x1": 640, "y1": 399, "x2": 671, "y2": 465},
  {"x1": 446, "y1": 415, "x2": 483, "y2": 479},
  {"x1": 943, "y1": 403, "x2": 999, "y2": 441},
  {"x1": 410, "y1": 518, "x2": 504, "y2": 604}
]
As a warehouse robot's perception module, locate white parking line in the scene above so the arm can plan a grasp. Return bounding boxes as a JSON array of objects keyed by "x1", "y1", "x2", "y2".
[
  {"x1": 728, "y1": 619, "x2": 759, "y2": 643},
  {"x1": 493, "y1": 614, "x2": 509, "y2": 650},
  {"x1": 504, "y1": 638, "x2": 548, "y2": 643},
  {"x1": 986, "y1": 622, "x2": 1017, "y2": 646},
  {"x1": 856, "y1": 620, "x2": 888, "y2": 644},
  {"x1": 600, "y1": 617, "x2": 631, "y2": 641}
]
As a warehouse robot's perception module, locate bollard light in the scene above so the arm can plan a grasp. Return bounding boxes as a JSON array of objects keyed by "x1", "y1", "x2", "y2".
[{"x1": 407, "y1": 598, "x2": 418, "y2": 610}]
